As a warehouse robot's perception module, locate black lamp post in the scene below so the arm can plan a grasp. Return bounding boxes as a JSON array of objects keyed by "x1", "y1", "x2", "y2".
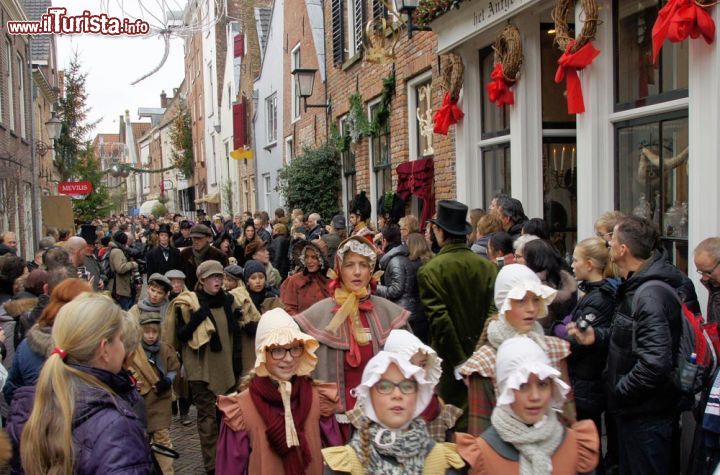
[
  {"x1": 393, "y1": 0, "x2": 430, "y2": 38},
  {"x1": 291, "y1": 68, "x2": 331, "y2": 112}
]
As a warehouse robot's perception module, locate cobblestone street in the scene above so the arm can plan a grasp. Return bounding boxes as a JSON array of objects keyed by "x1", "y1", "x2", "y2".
[{"x1": 169, "y1": 407, "x2": 204, "y2": 474}]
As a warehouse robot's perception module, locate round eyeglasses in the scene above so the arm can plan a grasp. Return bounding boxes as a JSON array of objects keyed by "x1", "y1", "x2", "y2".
[
  {"x1": 373, "y1": 379, "x2": 418, "y2": 395},
  {"x1": 268, "y1": 345, "x2": 304, "y2": 360}
]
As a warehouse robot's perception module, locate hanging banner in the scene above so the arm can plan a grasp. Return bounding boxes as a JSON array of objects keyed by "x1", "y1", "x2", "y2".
[
  {"x1": 58, "y1": 181, "x2": 93, "y2": 196},
  {"x1": 230, "y1": 148, "x2": 254, "y2": 160}
]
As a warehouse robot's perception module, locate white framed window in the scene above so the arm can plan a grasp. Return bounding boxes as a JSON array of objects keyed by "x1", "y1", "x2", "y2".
[
  {"x1": 338, "y1": 115, "x2": 356, "y2": 217},
  {"x1": 207, "y1": 61, "x2": 214, "y2": 115},
  {"x1": 263, "y1": 173, "x2": 271, "y2": 212},
  {"x1": 17, "y1": 54, "x2": 24, "y2": 138},
  {"x1": 368, "y1": 99, "x2": 391, "y2": 225},
  {"x1": 6, "y1": 40, "x2": 14, "y2": 132},
  {"x1": 291, "y1": 44, "x2": 301, "y2": 121},
  {"x1": 285, "y1": 136, "x2": 293, "y2": 163},
  {"x1": 407, "y1": 71, "x2": 433, "y2": 162},
  {"x1": 266, "y1": 93, "x2": 277, "y2": 144}
]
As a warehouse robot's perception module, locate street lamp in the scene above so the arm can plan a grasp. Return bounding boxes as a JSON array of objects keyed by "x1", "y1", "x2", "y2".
[
  {"x1": 291, "y1": 68, "x2": 331, "y2": 112},
  {"x1": 35, "y1": 110, "x2": 62, "y2": 157},
  {"x1": 393, "y1": 0, "x2": 430, "y2": 38}
]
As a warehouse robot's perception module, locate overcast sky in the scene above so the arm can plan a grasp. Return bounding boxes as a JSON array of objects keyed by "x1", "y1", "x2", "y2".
[{"x1": 54, "y1": 0, "x2": 186, "y2": 138}]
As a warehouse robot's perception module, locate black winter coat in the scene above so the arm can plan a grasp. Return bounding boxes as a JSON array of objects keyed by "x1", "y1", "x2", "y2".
[
  {"x1": 145, "y1": 245, "x2": 182, "y2": 277},
  {"x1": 597, "y1": 251, "x2": 685, "y2": 417},
  {"x1": 269, "y1": 235, "x2": 291, "y2": 279},
  {"x1": 376, "y1": 245, "x2": 423, "y2": 322},
  {"x1": 567, "y1": 279, "x2": 617, "y2": 414}
]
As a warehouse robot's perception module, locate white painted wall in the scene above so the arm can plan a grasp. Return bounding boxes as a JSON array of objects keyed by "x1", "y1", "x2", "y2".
[
  {"x1": 201, "y1": 0, "x2": 220, "y2": 196},
  {"x1": 219, "y1": 21, "x2": 242, "y2": 215}
]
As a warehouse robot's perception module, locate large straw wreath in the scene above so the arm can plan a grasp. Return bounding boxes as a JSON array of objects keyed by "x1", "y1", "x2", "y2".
[
  {"x1": 433, "y1": 53, "x2": 465, "y2": 135},
  {"x1": 486, "y1": 24, "x2": 523, "y2": 107},
  {"x1": 551, "y1": 0, "x2": 599, "y2": 53}
]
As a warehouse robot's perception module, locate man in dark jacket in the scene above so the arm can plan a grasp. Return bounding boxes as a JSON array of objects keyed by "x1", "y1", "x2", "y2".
[
  {"x1": 174, "y1": 221, "x2": 193, "y2": 249},
  {"x1": 694, "y1": 237, "x2": 720, "y2": 323},
  {"x1": 179, "y1": 224, "x2": 229, "y2": 290},
  {"x1": 417, "y1": 200, "x2": 497, "y2": 432},
  {"x1": 495, "y1": 195, "x2": 527, "y2": 239},
  {"x1": 570, "y1": 215, "x2": 685, "y2": 475},
  {"x1": 146, "y1": 224, "x2": 182, "y2": 277},
  {"x1": 305, "y1": 213, "x2": 326, "y2": 241}
]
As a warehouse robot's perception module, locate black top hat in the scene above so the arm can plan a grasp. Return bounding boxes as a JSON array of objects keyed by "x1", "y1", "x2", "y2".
[
  {"x1": 429, "y1": 200, "x2": 473, "y2": 236},
  {"x1": 80, "y1": 224, "x2": 97, "y2": 245},
  {"x1": 158, "y1": 224, "x2": 172, "y2": 235}
]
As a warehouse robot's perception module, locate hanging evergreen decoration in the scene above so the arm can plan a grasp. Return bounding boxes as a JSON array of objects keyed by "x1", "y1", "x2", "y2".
[
  {"x1": 337, "y1": 71, "x2": 396, "y2": 146},
  {"x1": 367, "y1": 72, "x2": 396, "y2": 136},
  {"x1": 346, "y1": 92, "x2": 371, "y2": 144}
]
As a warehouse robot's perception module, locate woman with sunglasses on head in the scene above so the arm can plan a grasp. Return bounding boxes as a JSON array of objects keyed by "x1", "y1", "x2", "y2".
[
  {"x1": 323, "y1": 351, "x2": 465, "y2": 474},
  {"x1": 216, "y1": 308, "x2": 342, "y2": 474}
]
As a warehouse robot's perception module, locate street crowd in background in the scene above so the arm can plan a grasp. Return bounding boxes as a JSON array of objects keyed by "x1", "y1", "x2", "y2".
[{"x1": 0, "y1": 193, "x2": 718, "y2": 474}]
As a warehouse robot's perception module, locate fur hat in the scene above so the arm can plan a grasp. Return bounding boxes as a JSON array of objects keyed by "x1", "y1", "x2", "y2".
[
  {"x1": 349, "y1": 191, "x2": 372, "y2": 222},
  {"x1": 377, "y1": 193, "x2": 406, "y2": 225}
]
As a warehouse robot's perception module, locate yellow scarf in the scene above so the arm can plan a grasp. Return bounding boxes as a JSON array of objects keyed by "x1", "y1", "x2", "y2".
[{"x1": 325, "y1": 286, "x2": 371, "y2": 345}]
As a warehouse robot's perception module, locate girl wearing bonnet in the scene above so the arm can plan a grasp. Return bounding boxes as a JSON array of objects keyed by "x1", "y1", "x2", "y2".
[
  {"x1": 293, "y1": 236, "x2": 410, "y2": 416},
  {"x1": 456, "y1": 337, "x2": 599, "y2": 474},
  {"x1": 215, "y1": 308, "x2": 343, "y2": 474},
  {"x1": 458, "y1": 264, "x2": 574, "y2": 436},
  {"x1": 322, "y1": 351, "x2": 465, "y2": 474}
]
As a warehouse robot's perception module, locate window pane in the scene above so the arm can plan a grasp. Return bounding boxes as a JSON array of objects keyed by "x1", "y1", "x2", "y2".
[
  {"x1": 541, "y1": 24, "x2": 574, "y2": 125},
  {"x1": 617, "y1": 121, "x2": 660, "y2": 224},
  {"x1": 482, "y1": 145, "x2": 511, "y2": 209},
  {"x1": 661, "y1": 117, "x2": 689, "y2": 238},
  {"x1": 480, "y1": 48, "x2": 509, "y2": 136},
  {"x1": 615, "y1": 0, "x2": 688, "y2": 106},
  {"x1": 415, "y1": 82, "x2": 433, "y2": 157},
  {"x1": 543, "y1": 141, "x2": 577, "y2": 257}
]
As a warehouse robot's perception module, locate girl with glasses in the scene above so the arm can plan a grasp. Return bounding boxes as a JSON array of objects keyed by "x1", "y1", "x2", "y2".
[
  {"x1": 216, "y1": 308, "x2": 343, "y2": 474},
  {"x1": 323, "y1": 351, "x2": 465, "y2": 474}
]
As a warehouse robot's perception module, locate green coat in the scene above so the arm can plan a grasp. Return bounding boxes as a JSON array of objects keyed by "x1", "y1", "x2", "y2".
[{"x1": 418, "y1": 242, "x2": 497, "y2": 431}]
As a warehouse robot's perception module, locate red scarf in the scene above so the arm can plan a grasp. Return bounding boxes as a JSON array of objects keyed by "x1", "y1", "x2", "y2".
[{"x1": 249, "y1": 376, "x2": 314, "y2": 475}]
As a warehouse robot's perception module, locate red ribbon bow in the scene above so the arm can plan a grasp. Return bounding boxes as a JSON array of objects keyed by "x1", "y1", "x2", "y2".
[
  {"x1": 652, "y1": 0, "x2": 715, "y2": 63},
  {"x1": 486, "y1": 63, "x2": 515, "y2": 107},
  {"x1": 433, "y1": 92, "x2": 465, "y2": 135},
  {"x1": 554, "y1": 41, "x2": 601, "y2": 115},
  {"x1": 52, "y1": 347, "x2": 68, "y2": 361}
]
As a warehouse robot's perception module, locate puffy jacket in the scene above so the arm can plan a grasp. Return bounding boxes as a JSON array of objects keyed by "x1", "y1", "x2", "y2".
[
  {"x1": 4, "y1": 324, "x2": 51, "y2": 404},
  {"x1": 565, "y1": 279, "x2": 617, "y2": 414},
  {"x1": 376, "y1": 245, "x2": 423, "y2": 325},
  {"x1": 7, "y1": 365, "x2": 151, "y2": 474},
  {"x1": 108, "y1": 242, "x2": 138, "y2": 298},
  {"x1": 470, "y1": 235, "x2": 491, "y2": 259},
  {"x1": 597, "y1": 251, "x2": 685, "y2": 417}
]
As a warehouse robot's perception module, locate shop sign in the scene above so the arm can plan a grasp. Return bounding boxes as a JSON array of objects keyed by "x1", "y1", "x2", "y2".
[{"x1": 58, "y1": 180, "x2": 93, "y2": 195}]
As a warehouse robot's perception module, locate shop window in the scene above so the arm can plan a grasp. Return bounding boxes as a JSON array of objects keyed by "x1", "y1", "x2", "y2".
[
  {"x1": 614, "y1": 0, "x2": 688, "y2": 110},
  {"x1": 370, "y1": 101, "x2": 392, "y2": 206},
  {"x1": 414, "y1": 80, "x2": 434, "y2": 158},
  {"x1": 480, "y1": 47, "x2": 510, "y2": 138},
  {"x1": 541, "y1": 24, "x2": 575, "y2": 126},
  {"x1": 481, "y1": 144, "x2": 511, "y2": 209},
  {"x1": 339, "y1": 116, "x2": 357, "y2": 215},
  {"x1": 616, "y1": 113, "x2": 689, "y2": 272},
  {"x1": 542, "y1": 140, "x2": 577, "y2": 258}
]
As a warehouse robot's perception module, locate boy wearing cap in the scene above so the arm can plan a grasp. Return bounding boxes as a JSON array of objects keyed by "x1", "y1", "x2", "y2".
[
  {"x1": 223, "y1": 265, "x2": 244, "y2": 291},
  {"x1": 129, "y1": 273, "x2": 173, "y2": 323},
  {"x1": 131, "y1": 312, "x2": 180, "y2": 474},
  {"x1": 165, "y1": 269, "x2": 187, "y2": 302}
]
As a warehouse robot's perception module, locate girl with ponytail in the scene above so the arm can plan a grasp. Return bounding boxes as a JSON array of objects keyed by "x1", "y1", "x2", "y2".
[{"x1": 9, "y1": 293, "x2": 151, "y2": 474}]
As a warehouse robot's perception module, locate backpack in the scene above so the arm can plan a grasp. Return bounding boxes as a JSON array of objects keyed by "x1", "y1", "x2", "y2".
[
  {"x1": 632, "y1": 280, "x2": 720, "y2": 403},
  {"x1": 101, "y1": 249, "x2": 115, "y2": 281}
]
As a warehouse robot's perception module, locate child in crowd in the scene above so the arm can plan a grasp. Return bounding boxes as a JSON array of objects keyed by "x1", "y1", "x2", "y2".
[
  {"x1": 131, "y1": 312, "x2": 180, "y2": 474},
  {"x1": 322, "y1": 351, "x2": 465, "y2": 474},
  {"x1": 223, "y1": 264, "x2": 244, "y2": 291},
  {"x1": 216, "y1": 308, "x2": 342, "y2": 474},
  {"x1": 456, "y1": 337, "x2": 599, "y2": 474},
  {"x1": 129, "y1": 273, "x2": 173, "y2": 322},
  {"x1": 459, "y1": 264, "x2": 573, "y2": 436},
  {"x1": 164, "y1": 270, "x2": 187, "y2": 302}
]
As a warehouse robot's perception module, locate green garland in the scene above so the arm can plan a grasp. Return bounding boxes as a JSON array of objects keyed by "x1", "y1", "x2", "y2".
[
  {"x1": 368, "y1": 72, "x2": 395, "y2": 136},
  {"x1": 123, "y1": 163, "x2": 177, "y2": 174},
  {"x1": 416, "y1": 0, "x2": 466, "y2": 26}
]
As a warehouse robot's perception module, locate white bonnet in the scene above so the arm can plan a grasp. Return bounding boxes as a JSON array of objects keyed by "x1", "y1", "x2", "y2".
[
  {"x1": 254, "y1": 308, "x2": 319, "y2": 377},
  {"x1": 495, "y1": 336, "x2": 569, "y2": 409},
  {"x1": 351, "y1": 351, "x2": 435, "y2": 429},
  {"x1": 384, "y1": 329, "x2": 442, "y2": 385},
  {"x1": 494, "y1": 264, "x2": 557, "y2": 317},
  {"x1": 336, "y1": 236, "x2": 377, "y2": 270}
]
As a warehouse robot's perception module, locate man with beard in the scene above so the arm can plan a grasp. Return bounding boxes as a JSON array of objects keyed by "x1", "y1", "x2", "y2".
[
  {"x1": 179, "y1": 224, "x2": 229, "y2": 290},
  {"x1": 695, "y1": 237, "x2": 720, "y2": 323},
  {"x1": 146, "y1": 224, "x2": 182, "y2": 277}
]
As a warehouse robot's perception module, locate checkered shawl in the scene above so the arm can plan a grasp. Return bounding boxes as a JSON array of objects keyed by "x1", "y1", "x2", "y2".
[{"x1": 459, "y1": 336, "x2": 570, "y2": 378}]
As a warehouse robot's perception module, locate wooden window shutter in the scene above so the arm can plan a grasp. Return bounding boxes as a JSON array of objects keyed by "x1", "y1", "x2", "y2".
[
  {"x1": 332, "y1": 0, "x2": 344, "y2": 65},
  {"x1": 234, "y1": 33, "x2": 244, "y2": 58},
  {"x1": 233, "y1": 102, "x2": 245, "y2": 149},
  {"x1": 354, "y1": 0, "x2": 364, "y2": 54}
]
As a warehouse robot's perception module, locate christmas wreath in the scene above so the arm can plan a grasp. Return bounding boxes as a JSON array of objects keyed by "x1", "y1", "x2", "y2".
[
  {"x1": 487, "y1": 24, "x2": 523, "y2": 107},
  {"x1": 433, "y1": 53, "x2": 465, "y2": 135}
]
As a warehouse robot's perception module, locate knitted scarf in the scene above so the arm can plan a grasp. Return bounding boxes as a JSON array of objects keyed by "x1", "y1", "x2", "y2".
[
  {"x1": 196, "y1": 289, "x2": 238, "y2": 352},
  {"x1": 249, "y1": 375, "x2": 313, "y2": 475},
  {"x1": 490, "y1": 407, "x2": 564, "y2": 475},
  {"x1": 349, "y1": 418, "x2": 431, "y2": 475},
  {"x1": 138, "y1": 298, "x2": 169, "y2": 322},
  {"x1": 487, "y1": 317, "x2": 548, "y2": 351},
  {"x1": 141, "y1": 340, "x2": 165, "y2": 376}
]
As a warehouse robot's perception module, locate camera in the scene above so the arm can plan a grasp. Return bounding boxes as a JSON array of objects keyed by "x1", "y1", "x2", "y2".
[{"x1": 576, "y1": 313, "x2": 597, "y2": 332}]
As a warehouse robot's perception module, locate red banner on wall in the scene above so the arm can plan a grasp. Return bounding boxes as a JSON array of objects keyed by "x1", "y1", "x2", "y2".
[{"x1": 58, "y1": 181, "x2": 93, "y2": 195}]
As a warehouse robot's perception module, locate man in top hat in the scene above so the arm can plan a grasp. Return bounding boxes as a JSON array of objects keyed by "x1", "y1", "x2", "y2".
[
  {"x1": 179, "y1": 224, "x2": 229, "y2": 290},
  {"x1": 174, "y1": 220, "x2": 193, "y2": 249},
  {"x1": 80, "y1": 224, "x2": 106, "y2": 291},
  {"x1": 417, "y1": 199, "x2": 498, "y2": 432},
  {"x1": 146, "y1": 223, "x2": 182, "y2": 277}
]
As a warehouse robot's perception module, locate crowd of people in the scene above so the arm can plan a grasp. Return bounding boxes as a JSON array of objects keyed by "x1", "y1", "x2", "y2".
[{"x1": 0, "y1": 191, "x2": 718, "y2": 475}]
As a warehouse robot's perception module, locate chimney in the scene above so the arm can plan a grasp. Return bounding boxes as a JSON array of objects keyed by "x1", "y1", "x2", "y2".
[{"x1": 160, "y1": 90, "x2": 168, "y2": 108}]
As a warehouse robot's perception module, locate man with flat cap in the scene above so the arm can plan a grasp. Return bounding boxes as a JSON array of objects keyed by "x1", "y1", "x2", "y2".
[
  {"x1": 146, "y1": 223, "x2": 182, "y2": 277},
  {"x1": 179, "y1": 224, "x2": 229, "y2": 290},
  {"x1": 417, "y1": 200, "x2": 498, "y2": 432}
]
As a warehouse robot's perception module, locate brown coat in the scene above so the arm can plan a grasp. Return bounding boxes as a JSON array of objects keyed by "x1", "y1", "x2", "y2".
[
  {"x1": 179, "y1": 245, "x2": 229, "y2": 291},
  {"x1": 456, "y1": 420, "x2": 599, "y2": 475},
  {"x1": 216, "y1": 383, "x2": 340, "y2": 475},
  {"x1": 293, "y1": 296, "x2": 410, "y2": 410},
  {"x1": 280, "y1": 271, "x2": 330, "y2": 315},
  {"x1": 108, "y1": 244, "x2": 138, "y2": 297},
  {"x1": 131, "y1": 342, "x2": 180, "y2": 433}
]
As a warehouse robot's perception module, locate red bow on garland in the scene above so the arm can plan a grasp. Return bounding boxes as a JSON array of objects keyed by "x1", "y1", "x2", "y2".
[
  {"x1": 652, "y1": 0, "x2": 715, "y2": 63},
  {"x1": 554, "y1": 41, "x2": 601, "y2": 115},
  {"x1": 486, "y1": 63, "x2": 515, "y2": 107},
  {"x1": 433, "y1": 92, "x2": 465, "y2": 135}
]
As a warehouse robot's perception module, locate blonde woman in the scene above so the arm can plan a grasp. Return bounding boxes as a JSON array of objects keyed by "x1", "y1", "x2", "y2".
[{"x1": 9, "y1": 293, "x2": 151, "y2": 474}]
